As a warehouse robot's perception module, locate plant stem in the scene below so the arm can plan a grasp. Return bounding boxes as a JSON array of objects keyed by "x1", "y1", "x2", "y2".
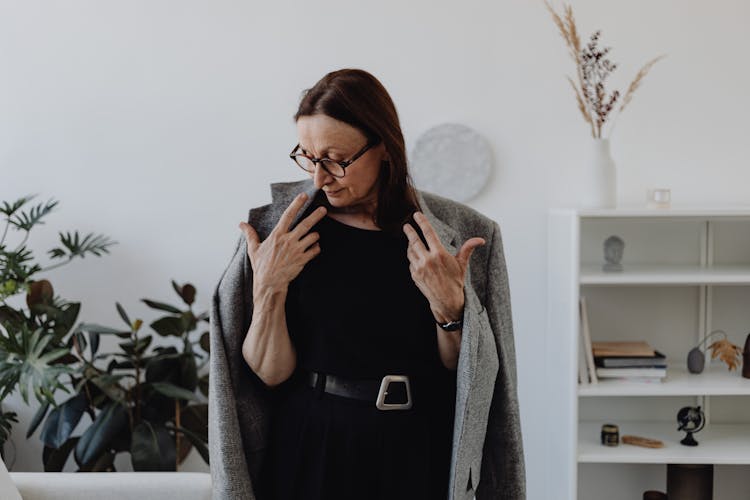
[
  {"x1": 40, "y1": 257, "x2": 74, "y2": 273},
  {"x1": 175, "y1": 399, "x2": 181, "y2": 471},
  {"x1": 12, "y1": 232, "x2": 29, "y2": 253},
  {"x1": 0, "y1": 220, "x2": 9, "y2": 246}
]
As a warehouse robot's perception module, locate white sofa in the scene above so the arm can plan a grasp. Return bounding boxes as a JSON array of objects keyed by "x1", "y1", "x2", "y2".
[{"x1": 1, "y1": 457, "x2": 211, "y2": 500}]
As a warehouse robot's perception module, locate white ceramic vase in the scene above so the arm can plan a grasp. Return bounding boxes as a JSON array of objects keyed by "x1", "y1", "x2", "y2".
[{"x1": 580, "y1": 138, "x2": 617, "y2": 208}]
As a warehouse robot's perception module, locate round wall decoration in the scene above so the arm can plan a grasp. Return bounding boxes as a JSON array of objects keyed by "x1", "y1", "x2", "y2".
[{"x1": 409, "y1": 123, "x2": 493, "y2": 202}]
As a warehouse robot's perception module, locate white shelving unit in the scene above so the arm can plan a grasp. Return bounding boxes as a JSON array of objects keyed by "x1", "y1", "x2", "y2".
[{"x1": 547, "y1": 207, "x2": 750, "y2": 500}]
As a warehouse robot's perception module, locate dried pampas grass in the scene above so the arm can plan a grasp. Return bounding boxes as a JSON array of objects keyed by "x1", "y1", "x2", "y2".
[{"x1": 545, "y1": 1, "x2": 664, "y2": 138}]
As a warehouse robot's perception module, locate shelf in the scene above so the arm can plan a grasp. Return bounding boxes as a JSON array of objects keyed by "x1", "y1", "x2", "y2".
[
  {"x1": 572, "y1": 206, "x2": 750, "y2": 219},
  {"x1": 579, "y1": 363, "x2": 750, "y2": 397},
  {"x1": 579, "y1": 264, "x2": 750, "y2": 285},
  {"x1": 578, "y1": 421, "x2": 750, "y2": 464}
]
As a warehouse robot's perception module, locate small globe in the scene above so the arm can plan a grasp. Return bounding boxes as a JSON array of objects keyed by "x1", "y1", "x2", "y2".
[{"x1": 677, "y1": 406, "x2": 705, "y2": 446}]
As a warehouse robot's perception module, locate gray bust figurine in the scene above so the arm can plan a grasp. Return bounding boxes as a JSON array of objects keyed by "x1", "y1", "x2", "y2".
[{"x1": 603, "y1": 235, "x2": 625, "y2": 272}]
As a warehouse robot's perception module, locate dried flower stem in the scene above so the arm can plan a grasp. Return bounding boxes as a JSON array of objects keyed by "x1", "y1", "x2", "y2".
[{"x1": 545, "y1": 1, "x2": 663, "y2": 138}]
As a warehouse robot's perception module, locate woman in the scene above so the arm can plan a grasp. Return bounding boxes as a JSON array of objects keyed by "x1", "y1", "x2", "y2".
[{"x1": 209, "y1": 69, "x2": 525, "y2": 500}]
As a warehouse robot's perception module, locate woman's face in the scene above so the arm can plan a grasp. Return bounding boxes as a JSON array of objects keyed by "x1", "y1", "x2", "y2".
[{"x1": 296, "y1": 114, "x2": 386, "y2": 212}]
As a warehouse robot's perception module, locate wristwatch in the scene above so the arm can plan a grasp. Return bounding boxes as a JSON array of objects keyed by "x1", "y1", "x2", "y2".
[{"x1": 436, "y1": 317, "x2": 463, "y2": 331}]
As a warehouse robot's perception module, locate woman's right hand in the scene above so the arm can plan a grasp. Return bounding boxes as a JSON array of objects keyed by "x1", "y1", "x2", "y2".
[{"x1": 239, "y1": 192, "x2": 326, "y2": 295}]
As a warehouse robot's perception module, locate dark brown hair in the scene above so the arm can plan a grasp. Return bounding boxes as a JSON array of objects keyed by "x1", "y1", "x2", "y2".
[{"x1": 294, "y1": 68, "x2": 421, "y2": 234}]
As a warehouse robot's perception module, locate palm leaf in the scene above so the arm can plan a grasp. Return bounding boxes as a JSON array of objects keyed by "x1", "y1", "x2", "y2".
[
  {"x1": 48, "y1": 231, "x2": 116, "y2": 260},
  {"x1": 9, "y1": 199, "x2": 59, "y2": 231}
]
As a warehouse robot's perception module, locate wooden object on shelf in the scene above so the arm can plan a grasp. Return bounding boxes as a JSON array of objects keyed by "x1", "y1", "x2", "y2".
[
  {"x1": 622, "y1": 435, "x2": 665, "y2": 449},
  {"x1": 592, "y1": 341, "x2": 655, "y2": 357}
]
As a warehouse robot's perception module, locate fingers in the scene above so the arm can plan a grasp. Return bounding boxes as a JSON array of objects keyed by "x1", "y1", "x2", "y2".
[
  {"x1": 456, "y1": 237, "x2": 486, "y2": 271},
  {"x1": 275, "y1": 192, "x2": 310, "y2": 234},
  {"x1": 292, "y1": 205, "x2": 327, "y2": 237},
  {"x1": 412, "y1": 212, "x2": 441, "y2": 252},
  {"x1": 403, "y1": 222, "x2": 428, "y2": 255},
  {"x1": 302, "y1": 241, "x2": 321, "y2": 263},
  {"x1": 238, "y1": 221, "x2": 260, "y2": 253},
  {"x1": 298, "y1": 231, "x2": 320, "y2": 250}
]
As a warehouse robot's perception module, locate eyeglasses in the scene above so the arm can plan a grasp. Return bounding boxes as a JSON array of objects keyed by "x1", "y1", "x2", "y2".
[{"x1": 289, "y1": 141, "x2": 375, "y2": 178}]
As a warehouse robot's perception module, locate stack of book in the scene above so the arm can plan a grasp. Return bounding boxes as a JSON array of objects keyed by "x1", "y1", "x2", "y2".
[
  {"x1": 578, "y1": 296, "x2": 668, "y2": 385},
  {"x1": 592, "y1": 341, "x2": 667, "y2": 382}
]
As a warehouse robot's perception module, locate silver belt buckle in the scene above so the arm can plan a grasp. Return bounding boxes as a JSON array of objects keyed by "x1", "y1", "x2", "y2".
[{"x1": 376, "y1": 375, "x2": 412, "y2": 410}]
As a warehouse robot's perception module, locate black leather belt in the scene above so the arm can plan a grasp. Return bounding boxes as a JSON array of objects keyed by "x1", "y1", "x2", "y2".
[{"x1": 306, "y1": 371, "x2": 413, "y2": 410}]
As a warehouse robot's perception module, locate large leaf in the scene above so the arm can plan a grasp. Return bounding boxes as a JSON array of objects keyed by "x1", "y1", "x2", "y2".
[
  {"x1": 131, "y1": 421, "x2": 176, "y2": 471},
  {"x1": 180, "y1": 354, "x2": 198, "y2": 392},
  {"x1": 180, "y1": 311, "x2": 197, "y2": 333},
  {"x1": 40, "y1": 393, "x2": 88, "y2": 449},
  {"x1": 78, "y1": 450, "x2": 116, "y2": 472},
  {"x1": 140, "y1": 392, "x2": 175, "y2": 425},
  {"x1": 43, "y1": 436, "x2": 79, "y2": 472},
  {"x1": 180, "y1": 404, "x2": 208, "y2": 442},
  {"x1": 141, "y1": 299, "x2": 181, "y2": 314},
  {"x1": 166, "y1": 422, "x2": 209, "y2": 465},
  {"x1": 150, "y1": 316, "x2": 183, "y2": 337},
  {"x1": 149, "y1": 382, "x2": 199, "y2": 402},
  {"x1": 75, "y1": 323, "x2": 129, "y2": 336},
  {"x1": 74, "y1": 401, "x2": 128, "y2": 466},
  {"x1": 199, "y1": 331, "x2": 209, "y2": 353},
  {"x1": 198, "y1": 374, "x2": 209, "y2": 397},
  {"x1": 48, "y1": 231, "x2": 116, "y2": 260},
  {"x1": 9, "y1": 198, "x2": 58, "y2": 231},
  {"x1": 145, "y1": 349, "x2": 180, "y2": 383},
  {"x1": 27, "y1": 400, "x2": 50, "y2": 438}
]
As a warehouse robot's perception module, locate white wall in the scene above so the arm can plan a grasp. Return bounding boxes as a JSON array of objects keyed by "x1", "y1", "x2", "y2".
[{"x1": 1, "y1": 0, "x2": 748, "y2": 497}]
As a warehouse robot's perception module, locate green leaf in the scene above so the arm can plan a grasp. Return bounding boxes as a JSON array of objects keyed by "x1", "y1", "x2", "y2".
[
  {"x1": 180, "y1": 311, "x2": 197, "y2": 333},
  {"x1": 74, "y1": 401, "x2": 128, "y2": 466},
  {"x1": 131, "y1": 421, "x2": 176, "y2": 471},
  {"x1": 89, "y1": 331, "x2": 100, "y2": 357},
  {"x1": 116, "y1": 302, "x2": 130, "y2": 327},
  {"x1": 180, "y1": 404, "x2": 208, "y2": 442},
  {"x1": 43, "y1": 436, "x2": 79, "y2": 472},
  {"x1": 48, "y1": 231, "x2": 116, "y2": 260},
  {"x1": 141, "y1": 299, "x2": 182, "y2": 314},
  {"x1": 75, "y1": 323, "x2": 127, "y2": 335},
  {"x1": 180, "y1": 354, "x2": 198, "y2": 392},
  {"x1": 9, "y1": 198, "x2": 58, "y2": 231},
  {"x1": 150, "y1": 316, "x2": 183, "y2": 337},
  {"x1": 0, "y1": 195, "x2": 35, "y2": 217},
  {"x1": 165, "y1": 422, "x2": 209, "y2": 465},
  {"x1": 78, "y1": 450, "x2": 116, "y2": 472},
  {"x1": 149, "y1": 382, "x2": 199, "y2": 402},
  {"x1": 40, "y1": 393, "x2": 88, "y2": 449},
  {"x1": 118, "y1": 335, "x2": 152, "y2": 357},
  {"x1": 199, "y1": 331, "x2": 210, "y2": 353},
  {"x1": 198, "y1": 374, "x2": 209, "y2": 397},
  {"x1": 27, "y1": 400, "x2": 50, "y2": 439}
]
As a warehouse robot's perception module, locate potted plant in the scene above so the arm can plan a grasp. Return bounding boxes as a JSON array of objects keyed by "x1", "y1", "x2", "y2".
[
  {"x1": 0, "y1": 195, "x2": 115, "y2": 463},
  {"x1": 37, "y1": 281, "x2": 210, "y2": 471},
  {"x1": 544, "y1": 1, "x2": 664, "y2": 208}
]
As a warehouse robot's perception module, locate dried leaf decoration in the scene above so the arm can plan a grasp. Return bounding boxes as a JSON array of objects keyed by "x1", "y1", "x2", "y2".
[{"x1": 707, "y1": 338, "x2": 743, "y2": 371}]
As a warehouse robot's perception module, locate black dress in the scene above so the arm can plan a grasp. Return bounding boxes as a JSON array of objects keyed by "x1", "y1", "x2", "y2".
[{"x1": 260, "y1": 214, "x2": 457, "y2": 500}]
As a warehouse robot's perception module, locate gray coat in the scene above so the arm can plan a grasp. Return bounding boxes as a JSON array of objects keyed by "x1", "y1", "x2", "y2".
[{"x1": 209, "y1": 178, "x2": 525, "y2": 500}]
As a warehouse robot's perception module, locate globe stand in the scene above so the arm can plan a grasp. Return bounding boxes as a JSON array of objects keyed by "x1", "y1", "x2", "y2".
[{"x1": 680, "y1": 431, "x2": 699, "y2": 446}]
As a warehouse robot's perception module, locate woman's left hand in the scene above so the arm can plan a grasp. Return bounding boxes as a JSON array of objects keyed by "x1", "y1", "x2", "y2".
[{"x1": 403, "y1": 211, "x2": 486, "y2": 324}]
